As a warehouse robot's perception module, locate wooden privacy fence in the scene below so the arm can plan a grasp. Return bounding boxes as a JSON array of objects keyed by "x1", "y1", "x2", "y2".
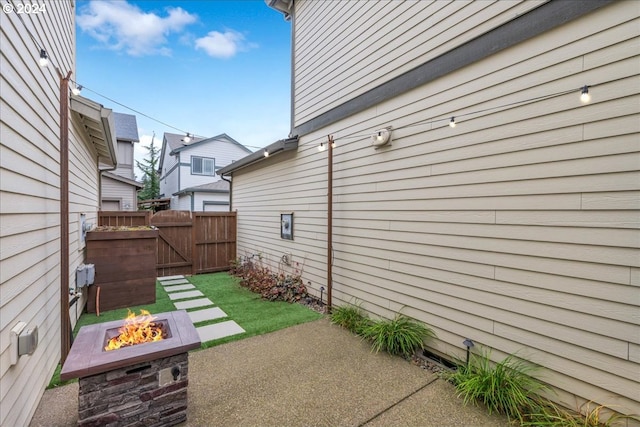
[{"x1": 98, "y1": 210, "x2": 237, "y2": 277}]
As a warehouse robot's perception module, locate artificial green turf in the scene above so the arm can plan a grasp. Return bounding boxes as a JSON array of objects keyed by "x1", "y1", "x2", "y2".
[
  {"x1": 187, "y1": 272, "x2": 323, "y2": 349},
  {"x1": 47, "y1": 272, "x2": 322, "y2": 388}
]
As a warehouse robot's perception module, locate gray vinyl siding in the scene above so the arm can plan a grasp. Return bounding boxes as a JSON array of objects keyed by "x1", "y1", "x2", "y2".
[
  {"x1": 233, "y1": 0, "x2": 640, "y2": 418},
  {"x1": 0, "y1": 1, "x2": 100, "y2": 425}
]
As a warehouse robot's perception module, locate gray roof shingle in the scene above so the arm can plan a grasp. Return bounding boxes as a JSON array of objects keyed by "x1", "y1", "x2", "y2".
[{"x1": 113, "y1": 112, "x2": 139, "y2": 142}]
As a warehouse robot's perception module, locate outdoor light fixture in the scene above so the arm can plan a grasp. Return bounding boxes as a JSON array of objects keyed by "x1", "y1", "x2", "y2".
[
  {"x1": 371, "y1": 127, "x2": 392, "y2": 148},
  {"x1": 449, "y1": 117, "x2": 456, "y2": 128},
  {"x1": 183, "y1": 133, "x2": 192, "y2": 143},
  {"x1": 71, "y1": 85, "x2": 83, "y2": 96},
  {"x1": 580, "y1": 85, "x2": 591, "y2": 104},
  {"x1": 263, "y1": 149, "x2": 269, "y2": 157},
  {"x1": 38, "y1": 49, "x2": 48, "y2": 67},
  {"x1": 318, "y1": 142, "x2": 326, "y2": 152}
]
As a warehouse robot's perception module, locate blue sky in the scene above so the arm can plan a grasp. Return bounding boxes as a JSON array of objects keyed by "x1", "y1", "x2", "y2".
[{"x1": 74, "y1": 0, "x2": 292, "y2": 177}]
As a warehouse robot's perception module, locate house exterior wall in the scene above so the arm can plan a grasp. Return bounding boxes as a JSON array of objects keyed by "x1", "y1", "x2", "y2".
[
  {"x1": 160, "y1": 136, "x2": 249, "y2": 210},
  {"x1": 114, "y1": 140, "x2": 134, "y2": 179},
  {"x1": 178, "y1": 138, "x2": 250, "y2": 190},
  {"x1": 101, "y1": 175, "x2": 138, "y2": 211},
  {"x1": 293, "y1": 0, "x2": 545, "y2": 126},
  {"x1": 231, "y1": 0, "x2": 640, "y2": 417},
  {"x1": 1, "y1": 1, "x2": 102, "y2": 425},
  {"x1": 197, "y1": 193, "x2": 229, "y2": 212}
]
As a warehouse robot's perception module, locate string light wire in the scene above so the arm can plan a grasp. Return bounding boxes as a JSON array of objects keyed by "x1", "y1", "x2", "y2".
[{"x1": 312, "y1": 85, "x2": 593, "y2": 148}]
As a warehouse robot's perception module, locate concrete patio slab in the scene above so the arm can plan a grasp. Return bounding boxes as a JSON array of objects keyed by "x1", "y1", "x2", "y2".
[
  {"x1": 168, "y1": 290, "x2": 204, "y2": 301},
  {"x1": 188, "y1": 307, "x2": 227, "y2": 324},
  {"x1": 196, "y1": 320, "x2": 245, "y2": 342},
  {"x1": 163, "y1": 284, "x2": 196, "y2": 292},
  {"x1": 30, "y1": 319, "x2": 511, "y2": 427},
  {"x1": 174, "y1": 298, "x2": 214, "y2": 310}
]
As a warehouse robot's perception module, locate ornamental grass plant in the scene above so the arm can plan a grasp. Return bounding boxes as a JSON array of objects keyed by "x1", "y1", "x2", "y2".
[
  {"x1": 360, "y1": 313, "x2": 435, "y2": 358},
  {"x1": 329, "y1": 302, "x2": 370, "y2": 335},
  {"x1": 523, "y1": 399, "x2": 639, "y2": 427},
  {"x1": 445, "y1": 349, "x2": 548, "y2": 424}
]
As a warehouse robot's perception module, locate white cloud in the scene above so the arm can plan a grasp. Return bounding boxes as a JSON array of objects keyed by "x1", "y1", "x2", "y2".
[
  {"x1": 77, "y1": 1, "x2": 197, "y2": 56},
  {"x1": 195, "y1": 30, "x2": 252, "y2": 59}
]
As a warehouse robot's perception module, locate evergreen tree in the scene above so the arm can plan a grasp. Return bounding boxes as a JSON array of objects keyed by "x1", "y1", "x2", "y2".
[{"x1": 136, "y1": 137, "x2": 160, "y2": 202}]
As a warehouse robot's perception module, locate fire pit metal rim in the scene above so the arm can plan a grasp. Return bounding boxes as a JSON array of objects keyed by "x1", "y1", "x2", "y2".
[{"x1": 60, "y1": 310, "x2": 200, "y2": 381}]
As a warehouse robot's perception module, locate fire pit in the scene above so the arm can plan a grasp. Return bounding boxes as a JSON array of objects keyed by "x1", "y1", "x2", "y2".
[{"x1": 61, "y1": 310, "x2": 201, "y2": 427}]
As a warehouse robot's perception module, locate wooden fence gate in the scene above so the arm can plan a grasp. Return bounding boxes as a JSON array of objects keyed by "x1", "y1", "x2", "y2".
[{"x1": 98, "y1": 210, "x2": 237, "y2": 277}]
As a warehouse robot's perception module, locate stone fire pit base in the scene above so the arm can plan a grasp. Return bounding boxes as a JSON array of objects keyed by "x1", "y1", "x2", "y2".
[{"x1": 78, "y1": 353, "x2": 189, "y2": 427}]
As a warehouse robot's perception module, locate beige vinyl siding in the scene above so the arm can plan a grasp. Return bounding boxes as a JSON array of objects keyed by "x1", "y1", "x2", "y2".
[
  {"x1": 101, "y1": 175, "x2": 137, "y2": 211},
  {"x1": 0, "y1": 1, "x2": 98, "y2": 426},
  {"x1": 293, "y1": 0, "x2": 546, "y2": 126},
  {"x1": 234, "y1": 0, "x2": 640, "y2": 417}
]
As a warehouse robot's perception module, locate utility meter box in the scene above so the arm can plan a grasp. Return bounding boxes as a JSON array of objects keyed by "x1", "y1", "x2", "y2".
[
  {"x1": 76, "y1": 264, "x2": 87, "y2": 287},
  {"x1": 76, "y1": 263, "x2": 95, "y2": 287}
]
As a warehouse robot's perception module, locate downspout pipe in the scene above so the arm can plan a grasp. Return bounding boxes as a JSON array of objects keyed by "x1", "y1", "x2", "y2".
[
  {"x1": 220, "y1": 174, "x2": 232, "y2": 212},
  {"x1": 327, "y1": 136, "x2": 333, "y2": 312},
  {"x1": 59, "y1": 70, "x2": 72, "y2": 364}
]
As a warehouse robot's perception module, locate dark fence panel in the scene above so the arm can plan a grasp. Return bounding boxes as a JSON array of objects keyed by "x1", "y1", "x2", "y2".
[{"x1": 98, "y1": 210, "x2": 237, "y2": 277}]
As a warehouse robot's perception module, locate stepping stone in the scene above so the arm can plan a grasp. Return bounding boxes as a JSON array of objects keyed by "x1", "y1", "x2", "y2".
[
  {"x1": 188, "y1": 307, "x2": 227, "y2": 324},
  {"x1": 196, "y1": 321, "x2": 245, "y2": 342},
  {"x1": 160, "y1": 279, "x2": 190, "y2": 286},
  {"x1": 174, "y1": 298, "x2": 214, "y2": 310},
  {"x1": 164, "y1": 284, "x2": 196, "y2": 293},
  {"x1": 168, "y1": 290, "x2": 204, "y2": 301},
  {"x1": 157, "y1": 275, "x2": 184, "y2": 281}
]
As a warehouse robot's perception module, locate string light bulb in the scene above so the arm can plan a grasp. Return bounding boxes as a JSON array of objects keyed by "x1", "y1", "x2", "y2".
[
  {"x1": 71, "y1": 85, "x2": 83, "y2": 96},
  {"x1": 263, "y1": 149, "x2": 269, "y2": 157},
  {"x1": 38, "y1": 49, "x2": 48, "y2": 67},
  {"x1": 183, "y1": 133, "x2": 192, "y2": 143},
  {"x1": 580, "y1": 85, "x2": 591, "y2": 104},
  {"x1": 449, "y1": 117, "x2": 456, "y2": 128},
  {"x1": 318, "y1": 142, "x2": 326, "y2": 152}
]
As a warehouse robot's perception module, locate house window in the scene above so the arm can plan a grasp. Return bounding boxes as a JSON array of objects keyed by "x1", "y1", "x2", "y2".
[{"x1": 191, "y1": 156, "x2": 215, "y2": 176}]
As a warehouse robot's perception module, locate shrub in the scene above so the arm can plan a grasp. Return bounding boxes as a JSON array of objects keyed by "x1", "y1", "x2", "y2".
[
  {"x1": 330, "y1": 303, "x2": 370, "y2": 334},
  {"x1": 230, "y1": 257, "x2": 308, "y2": 303},
  {"x1": 360, "y1": 313, "x2": 435, "y2": 358},
  {"x1": 266, "y1": 273, "x2": 309, "y2": 303},
  {"x1": 445, "y1": 350, "x2": 548, "y2": 423}
]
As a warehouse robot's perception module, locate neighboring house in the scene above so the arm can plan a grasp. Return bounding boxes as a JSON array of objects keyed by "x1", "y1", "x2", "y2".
[
  {"x1": 158, "y1": 132, "x2": 251, "y2": 211},
  {"x1": 101, "y1": 112, "x2": 143, "y2": 210},
  {"x1": 1, "y1": 1, "x2": 118, "y2": 425},
  {"x1": 219, "y1": 0, "x2": 640, "y2": 419}
]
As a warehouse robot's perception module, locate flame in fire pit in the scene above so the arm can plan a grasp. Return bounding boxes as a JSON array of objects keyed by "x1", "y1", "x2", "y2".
[{"x1": 105, "y1": 309, "x2": 165, "y2": 351}]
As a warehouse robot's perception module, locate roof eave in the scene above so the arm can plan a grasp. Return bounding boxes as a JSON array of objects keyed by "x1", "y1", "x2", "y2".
[
  {"x1": 217, "y1": 136, "x2": 299, "y2": 176},
  {"x1": 70, "y1": 95, "x2": 118, "y2": 169}
]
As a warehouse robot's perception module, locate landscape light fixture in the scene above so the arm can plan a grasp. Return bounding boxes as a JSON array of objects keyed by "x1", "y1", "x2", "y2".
[
  {"x1": 449, "y1": 117, "x2": 456, "y2": 128},
  {"x1": 183, "y1": 133, "x2": 192, "y2": 143},
  {"x1": 580, "y1": 85, "x2": 591, "y2": 104},
  {"x1": 463, "y1": 338, "x2": 474, "y2": 366},
  {"x1": 39, "y1": 49, "x2": 48, "y2": 67}
]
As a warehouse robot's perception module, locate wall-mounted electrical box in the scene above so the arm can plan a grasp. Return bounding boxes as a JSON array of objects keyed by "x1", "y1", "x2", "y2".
[
  {"x1": 76, "y1": 263, "x2": 95, "y2": 287},
  {"x1": 9, "y1": 322, "x2": 38, "y2": 366},
  {"x1": 78, "y1": 213, "x2": 93, "y2": 248},
  {"x1": 281, "y1": 213, "x2": 293, "y2": 240}
]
